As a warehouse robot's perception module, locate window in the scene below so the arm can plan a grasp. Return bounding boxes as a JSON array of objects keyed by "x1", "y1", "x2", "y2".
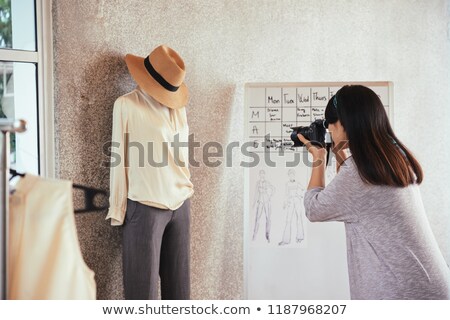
[{"x1": 0, "y1": 0, "x2": 53, "y2": 176}]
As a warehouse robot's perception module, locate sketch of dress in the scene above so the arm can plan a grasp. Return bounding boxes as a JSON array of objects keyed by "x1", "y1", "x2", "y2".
[
  {"x1": 252, "y1": 170, "x2": 275, "y2": 243},
  {"x1": 279, "y1": 169, "x2": 305, "y2": 246}
]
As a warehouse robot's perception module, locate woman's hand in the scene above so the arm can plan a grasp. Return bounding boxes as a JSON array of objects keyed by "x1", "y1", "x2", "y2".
[{"x1": 297, "y1": 134, "x2": 327, "y2": 162}]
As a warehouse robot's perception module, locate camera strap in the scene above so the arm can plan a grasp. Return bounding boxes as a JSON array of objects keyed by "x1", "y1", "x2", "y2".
[{"x1": 326, "y1": 144, "x2": 331, "y2": 166}]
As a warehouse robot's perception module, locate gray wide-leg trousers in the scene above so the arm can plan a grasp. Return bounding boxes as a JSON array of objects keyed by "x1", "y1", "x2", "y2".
[{"x1": 122, "y1": 198, "x2": 190, "y2": 300}]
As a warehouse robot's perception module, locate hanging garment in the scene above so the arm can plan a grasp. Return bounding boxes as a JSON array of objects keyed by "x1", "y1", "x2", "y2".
[
  {"x1": 106, "y1": 86, "x2": 194, "y2": 226},
  {"x1": 8, "y1": 174, "x2": 96, "y2": 299}
]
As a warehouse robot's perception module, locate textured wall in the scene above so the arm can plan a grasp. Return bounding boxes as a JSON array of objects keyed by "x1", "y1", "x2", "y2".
[{"x1": 52, "y1": 0, "x2": 450, "y2": 299}]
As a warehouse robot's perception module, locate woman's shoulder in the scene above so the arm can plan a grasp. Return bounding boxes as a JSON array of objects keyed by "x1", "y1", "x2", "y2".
[
  {"x1": 340, "y1": 156, "x2": 420, "y2": 192},
  {"x1": 333, "y1": 156, "x2": 369, "y2": 192}
]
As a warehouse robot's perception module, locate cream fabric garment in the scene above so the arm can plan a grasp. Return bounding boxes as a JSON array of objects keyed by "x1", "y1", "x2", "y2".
[
  {"x1": 8, "y1": 174, "x2": 96, "y2": 299},
  {"x1": 106, "y1": 86, "x2": 194, "y2": 226}
]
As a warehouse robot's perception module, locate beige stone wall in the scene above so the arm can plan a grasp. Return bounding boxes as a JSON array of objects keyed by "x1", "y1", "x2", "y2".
[{"x1": 52, "y1": 0, "x2": 450, "y2": 299}]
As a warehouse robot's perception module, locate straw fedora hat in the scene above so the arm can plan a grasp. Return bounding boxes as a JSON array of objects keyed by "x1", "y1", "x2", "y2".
[{"x1": 125, "y1": 45, "x2": 188, "y2": 109}]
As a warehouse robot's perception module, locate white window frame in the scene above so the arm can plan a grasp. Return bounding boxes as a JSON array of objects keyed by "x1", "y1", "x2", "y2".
[{"x1": 0, "y1": 0, "x2": 55, "y2": 178}]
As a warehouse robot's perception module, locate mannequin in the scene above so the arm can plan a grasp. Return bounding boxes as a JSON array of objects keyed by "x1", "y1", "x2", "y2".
[{"x1": 106, "y1": 45, "x2": 194, "y2": 300}]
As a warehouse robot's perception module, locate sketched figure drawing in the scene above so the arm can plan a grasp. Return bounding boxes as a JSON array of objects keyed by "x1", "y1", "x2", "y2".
[
  {"x1": 279, "y1": 169, "x2": 305, "y2": 245},
  {"x1": 252, "y1": 170, "x2": 275, "y2": 243}
]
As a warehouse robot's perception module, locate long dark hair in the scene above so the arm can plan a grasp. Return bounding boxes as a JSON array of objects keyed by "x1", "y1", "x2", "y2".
[{"x1": 325, "y1": 85, "x2": 423, "y2": 187}]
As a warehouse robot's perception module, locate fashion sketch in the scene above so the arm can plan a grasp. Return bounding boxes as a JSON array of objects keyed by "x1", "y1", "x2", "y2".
[
  {"x1": 252, "y1": 170, "x2": 275, "y2": 243},
  {"x1": 279, "y1": 169, "x2": 305, "y2": 245}
]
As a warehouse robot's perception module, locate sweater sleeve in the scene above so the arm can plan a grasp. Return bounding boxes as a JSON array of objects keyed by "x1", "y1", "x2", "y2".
[
  {"x1": 105, "y1": 97, "x2": 128, "y2": 226},
  {"x1": 304, "y1": 158, "x2": 360, "y2": 223}
]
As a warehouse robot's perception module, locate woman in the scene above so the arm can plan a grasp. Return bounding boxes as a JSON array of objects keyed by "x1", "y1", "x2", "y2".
[{"x1": 299, "y1": 85, "x2": 450, "y2": 299}]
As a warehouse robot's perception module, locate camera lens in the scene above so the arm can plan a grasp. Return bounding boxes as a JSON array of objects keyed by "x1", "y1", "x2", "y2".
[
  {"x1": 290, "y1": 128, "x2": 300, "y2": 147},
  {"x1": 298, "y1": 126, "x2": 311, "y2": 140},
  {"x1": 290, "y1": 126, "x2": 311, "y2": 147},
  {"x1": 290, "y1": 119, "x2": 327, "y2": 148}
]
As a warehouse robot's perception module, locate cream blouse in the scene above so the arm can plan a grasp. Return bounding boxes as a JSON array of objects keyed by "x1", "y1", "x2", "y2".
[
  {"x1": 106, "y1": 87, "x2": 194, "y2": 226},
  {"x1": 9, "y1": 174, "x2": 96, "y2": 299}
]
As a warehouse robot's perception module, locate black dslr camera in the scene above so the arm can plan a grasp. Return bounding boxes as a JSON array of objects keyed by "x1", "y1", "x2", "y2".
[{"x1": 290, "y1": 119, "x2": 328, "y2": 147}]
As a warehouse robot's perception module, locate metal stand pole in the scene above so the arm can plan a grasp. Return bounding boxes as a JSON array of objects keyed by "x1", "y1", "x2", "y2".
[
  {"x1": 0, "y1": 119, "x2": 27, "y2": 300},
  {"x1": 0, "y1": 131, "x2": 8, "y2": 300}
]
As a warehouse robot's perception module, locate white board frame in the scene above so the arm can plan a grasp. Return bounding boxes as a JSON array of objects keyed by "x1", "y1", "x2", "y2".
[{"x1": 243, "y1": 81, "x2": 394, "y2": 299}]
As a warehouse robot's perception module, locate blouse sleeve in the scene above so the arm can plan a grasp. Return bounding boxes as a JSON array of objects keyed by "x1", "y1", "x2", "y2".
[
  {"x1": 105, "y1": 97, "x2": 128, "y2": 226},
  {"x1": 304, "y1": 158, "x2": 360, "y2": 223}
]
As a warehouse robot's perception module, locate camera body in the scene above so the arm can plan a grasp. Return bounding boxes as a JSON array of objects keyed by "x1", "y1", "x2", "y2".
[{"x1": 290, "y1": 119, "x2": 328, "y2": 147}]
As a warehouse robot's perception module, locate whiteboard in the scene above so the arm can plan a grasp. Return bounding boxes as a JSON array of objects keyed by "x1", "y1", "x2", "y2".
[{"x1": 244, "y1": 82, "x2": 393, "y2": 299}]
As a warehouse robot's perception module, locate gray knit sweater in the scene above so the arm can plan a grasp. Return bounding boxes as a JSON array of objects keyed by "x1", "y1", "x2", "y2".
[{"x1": 304, "y1": 156, "x2": 450, "y2": 299}]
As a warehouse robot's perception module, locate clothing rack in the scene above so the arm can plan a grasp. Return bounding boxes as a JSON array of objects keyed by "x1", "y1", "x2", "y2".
[
  {"x1": 0, "y1": 119, "x2": 27, "y2": 300},
  {"x1": 1, "y1": 119, "x2": 109, "y2": 300}
]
